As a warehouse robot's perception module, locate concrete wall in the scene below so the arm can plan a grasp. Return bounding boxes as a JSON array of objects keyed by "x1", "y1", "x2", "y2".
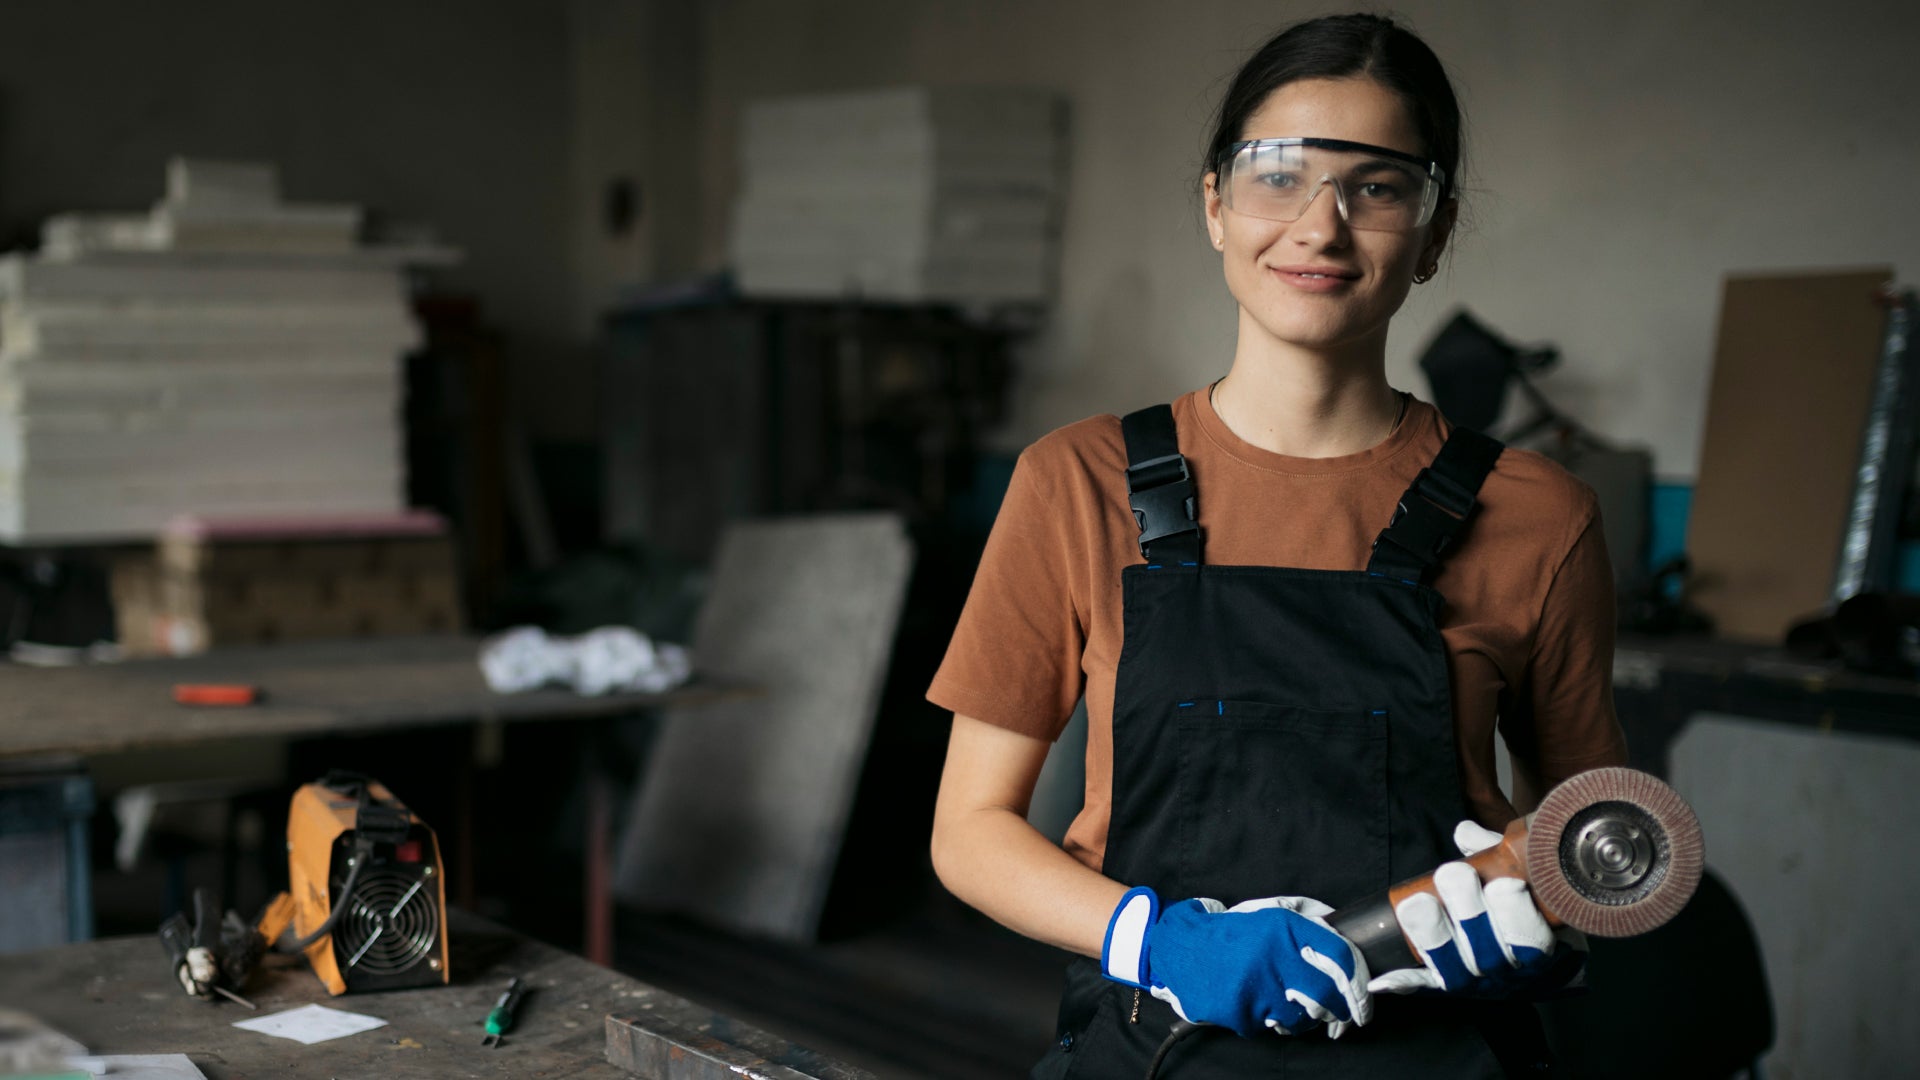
[
  {"x1": 566, "y1": 0, "x2": 705, "y2": 337},
  {"x1": 13, "y1": 0, "x2": 1904, "y2": 468},
  {"x1": 688, "y1": 0, "x2": 1920, "y2": 479}
]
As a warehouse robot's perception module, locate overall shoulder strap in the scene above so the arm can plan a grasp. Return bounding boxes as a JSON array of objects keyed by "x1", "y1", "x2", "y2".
[
  {"x1": 1120, "y1": 404, "x2": 1201, "y2": 566},
  {"x1": 1367, "y1": 426, "x2": 1504, "y2": 584}
]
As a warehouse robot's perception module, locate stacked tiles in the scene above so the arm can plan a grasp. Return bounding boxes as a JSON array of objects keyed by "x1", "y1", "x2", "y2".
[
  {"x1": 0, "y1": 160, "x2": 440, "y2": 543},
  {"x1": 728, "y1": 87, "x2": 1065, "y2": 306}
]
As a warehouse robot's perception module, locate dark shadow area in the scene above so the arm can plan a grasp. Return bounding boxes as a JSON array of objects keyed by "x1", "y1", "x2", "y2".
[{"x1": 1540, "y1": 868, "x2": 1774, "y2": 1079}]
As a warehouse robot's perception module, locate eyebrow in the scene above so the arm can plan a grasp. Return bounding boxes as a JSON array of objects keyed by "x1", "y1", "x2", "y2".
[{"x1": 1346, "y1": 158, "x2": 1419, "y2": 177}]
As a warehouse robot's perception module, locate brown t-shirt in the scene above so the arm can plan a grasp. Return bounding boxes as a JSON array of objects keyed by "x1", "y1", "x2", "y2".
[{"x1": 929, "y1": 389, "x2": 1627, "y2": 873}]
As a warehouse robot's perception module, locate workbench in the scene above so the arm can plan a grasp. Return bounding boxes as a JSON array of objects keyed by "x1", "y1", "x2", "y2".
[
  {"x1": 0, "y1": 635, "x2": 743, "y2": 760},
  {"x1": 1611, "y1": 632, "x2": 1920, "y2": 778},
  {"x1": 0, "y1": 635, "x2": 752, "y2": 963},
  {"x1": 0, "y1": 909, "x2": 873, "y2": 1079}
]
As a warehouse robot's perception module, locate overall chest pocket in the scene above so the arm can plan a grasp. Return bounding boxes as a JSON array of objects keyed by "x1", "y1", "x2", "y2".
[{"x1": 1173, "y1": 701, "x2": 1391, "y2": 908}]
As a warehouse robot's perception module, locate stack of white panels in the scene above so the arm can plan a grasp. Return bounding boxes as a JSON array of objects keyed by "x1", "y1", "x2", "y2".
[
  {"x1": 728, "y1": 87, "x2": 1065, "y2": 306},
  {"x1": 43, "y1": 159, "x2": 362, "y2": 260},
  {"x1": 0, "y1": 160, "x2": 448, "y2": 543}
]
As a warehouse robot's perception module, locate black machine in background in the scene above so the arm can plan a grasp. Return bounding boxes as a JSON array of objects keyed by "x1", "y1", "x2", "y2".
[
  {"x1": 1421, "y1": 300, "x2": 1920, "y2": 662},
  {"x1": 1418, "y1": 310, "x2": 1570, "y2": 442},
  {"x1": 1417, "y1": 310, "x2": 1692, "y2": 630}
]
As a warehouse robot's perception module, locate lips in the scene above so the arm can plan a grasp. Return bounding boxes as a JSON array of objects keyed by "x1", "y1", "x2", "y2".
[
  {"x1": 1270, "y1": 264, "x2": 1361, "y2": 292},
  {"x1": 1272, "y1": 264, "x2": 1360, "y2": 280}
]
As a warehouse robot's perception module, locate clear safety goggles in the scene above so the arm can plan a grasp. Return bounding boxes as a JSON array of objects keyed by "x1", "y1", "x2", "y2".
[{"x1": 1218, "y1": 138, "x2": 1447, "y2": 232}]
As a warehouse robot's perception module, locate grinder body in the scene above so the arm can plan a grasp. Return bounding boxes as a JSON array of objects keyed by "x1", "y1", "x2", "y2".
[{"x1": 1327, "y1": 819, "x2": 1534, "y2": 975}]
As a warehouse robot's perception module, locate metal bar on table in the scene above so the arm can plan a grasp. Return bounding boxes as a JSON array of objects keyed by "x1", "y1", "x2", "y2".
[{"x1": 604, "y1": 1005, "x2": 877, "y2": 1080}]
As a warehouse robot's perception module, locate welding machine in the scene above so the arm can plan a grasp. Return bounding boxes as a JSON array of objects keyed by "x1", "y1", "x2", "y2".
[{"x1": 286, "y1": 772, "x2": 449, "y2": 995}]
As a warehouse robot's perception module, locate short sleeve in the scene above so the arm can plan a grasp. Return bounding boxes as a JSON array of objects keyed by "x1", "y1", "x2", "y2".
[
  {"x1": 1503, "y1": 505, "x2": 1629, "y2": 804},
  {"x1": 927, "y1": 446, "x2": 1089, "y2": 741}
]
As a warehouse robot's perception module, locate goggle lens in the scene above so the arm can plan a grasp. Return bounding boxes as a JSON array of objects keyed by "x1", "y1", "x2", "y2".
[{"x1": 1222, "y1": 140, "x2": 1442, "y2": 231}]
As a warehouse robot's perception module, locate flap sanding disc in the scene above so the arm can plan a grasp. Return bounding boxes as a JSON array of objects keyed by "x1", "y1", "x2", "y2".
[{"x1": 1526, "y1": 767, "x2": 1704, "y2": 938}]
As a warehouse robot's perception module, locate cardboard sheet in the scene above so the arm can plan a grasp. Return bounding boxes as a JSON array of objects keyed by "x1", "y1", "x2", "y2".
[{"x1": 1687, "y1": 268, "x2": 1892, "y2": 642}]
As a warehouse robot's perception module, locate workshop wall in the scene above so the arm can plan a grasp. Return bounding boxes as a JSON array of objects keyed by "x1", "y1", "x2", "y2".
[
  {"x1": 687, "y1": 0, "x2": 1920, "y2": 480},
  {"x1": 0, "y1": 0, "x2": 591, "y2": 434},
  {"x1": 565, "y1": 0, "x2": 705, "y2": 339},
  {"x1": 5, "y1": 1, "x2": 1911, "y2": 467}
]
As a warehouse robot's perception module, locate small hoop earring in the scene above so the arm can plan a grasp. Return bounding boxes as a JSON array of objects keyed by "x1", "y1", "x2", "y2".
[{"x1": 1413, "y1": 265, "x2": 1437, "y2": 284}]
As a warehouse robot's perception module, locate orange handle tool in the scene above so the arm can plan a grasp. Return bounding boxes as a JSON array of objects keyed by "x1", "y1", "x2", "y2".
[{"x1": 172, "y1": 684, "x2": 261, "y2": 706}]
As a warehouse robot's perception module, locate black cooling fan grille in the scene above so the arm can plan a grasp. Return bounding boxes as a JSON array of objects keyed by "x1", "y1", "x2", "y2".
[{"x1": 333, "y1": 866, "x2": 439, "y2": 977}]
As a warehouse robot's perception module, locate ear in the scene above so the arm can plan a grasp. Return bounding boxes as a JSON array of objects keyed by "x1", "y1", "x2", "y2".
[
  {"x1": 1203, "y1": 172, "x2": 1225, "y2": 251},
  {"x1": 1420, "y1": 197, "x2": 1458, "y2": 269}
]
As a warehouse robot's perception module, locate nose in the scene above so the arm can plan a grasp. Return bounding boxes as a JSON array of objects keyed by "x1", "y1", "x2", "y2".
[{"x1": 1290, "y1": 177, "x2": 1349, "y2": 246}]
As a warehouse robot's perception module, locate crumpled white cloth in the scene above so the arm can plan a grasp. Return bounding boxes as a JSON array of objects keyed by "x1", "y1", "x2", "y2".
[{"x1": 479, "y1": 625, "x2": 693, "y2": 696}]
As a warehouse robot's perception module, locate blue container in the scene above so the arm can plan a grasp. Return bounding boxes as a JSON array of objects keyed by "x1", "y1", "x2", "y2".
[{"x1": 0, "y1": 758, "x2": 94, "y2": 952}]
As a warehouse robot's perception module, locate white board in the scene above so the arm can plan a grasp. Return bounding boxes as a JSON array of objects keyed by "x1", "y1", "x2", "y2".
[{"x1": 614, "y1": 513, "x2": 914, "y2": 942}]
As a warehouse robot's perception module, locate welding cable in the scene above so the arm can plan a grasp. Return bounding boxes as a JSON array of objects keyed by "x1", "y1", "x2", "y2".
[{"x1": 280, "y1": 838, "x2": 372, "y2": 952}]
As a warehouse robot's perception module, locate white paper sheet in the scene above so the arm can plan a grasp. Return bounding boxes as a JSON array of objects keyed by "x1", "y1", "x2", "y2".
[{"x1": 231, "y1": 1003, "x2": 388, "y2": 1045}]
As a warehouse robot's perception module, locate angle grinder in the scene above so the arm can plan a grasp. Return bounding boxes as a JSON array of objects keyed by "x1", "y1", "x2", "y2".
[
  {"x1": 1144, "y1": 766, "x2": 1705, "y2": 1079},
  {"x1": 1325, "y1": 766, "x2": 1705, "y2": 973}
]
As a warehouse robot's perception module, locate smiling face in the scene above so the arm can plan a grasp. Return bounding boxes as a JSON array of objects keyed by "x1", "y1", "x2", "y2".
[{"x1": 1204, "y1": 76, "x2": 1454, "y2": 358}]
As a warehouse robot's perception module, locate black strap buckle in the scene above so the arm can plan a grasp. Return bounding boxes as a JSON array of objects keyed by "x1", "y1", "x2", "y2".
[
  {"x1": 1411, "y1": 466, "x2": 1476, "y2": 519},
  {"x1": 1367, "y1": 427, "x2": 1504, "y2": 582},
  {"x1": 1126, "y1": 452, "x2": 1198, "y2": 559},
  {"x1": 1374, "y1": 467, "x2": 1479, "y2": 567}
]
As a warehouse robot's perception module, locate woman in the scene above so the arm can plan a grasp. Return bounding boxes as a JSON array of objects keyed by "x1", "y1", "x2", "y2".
[{"x1": 927, "y1": 12, "x2": 1626, "y2": 1078}]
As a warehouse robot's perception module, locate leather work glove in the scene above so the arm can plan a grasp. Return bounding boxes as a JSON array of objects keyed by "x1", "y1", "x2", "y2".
[
  {"x1": 1101, "y1": 886, "x2": 1373, "y2": 1039},
  {"x1": 1368, "y1": 821, "x2": 1577, "y2": 997}
]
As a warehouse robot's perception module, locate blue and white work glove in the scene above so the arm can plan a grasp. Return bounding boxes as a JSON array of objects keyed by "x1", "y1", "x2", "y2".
[
  {"x1": 1101, "y1": 886, "x2": 1373, "y2": 1039},
  {"x1": 1366, "y1": 821, "x2": 1570, "y2": 997}
]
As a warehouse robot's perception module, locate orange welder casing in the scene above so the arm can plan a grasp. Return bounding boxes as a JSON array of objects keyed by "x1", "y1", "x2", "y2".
[{"x1": 287, "y1": 775, "x2": 450, "y2": 995}]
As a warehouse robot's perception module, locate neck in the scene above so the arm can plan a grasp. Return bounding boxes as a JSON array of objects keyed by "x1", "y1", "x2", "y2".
[{"x1": 1212, "y1": 314, "x2": 1401, "y2": 458}]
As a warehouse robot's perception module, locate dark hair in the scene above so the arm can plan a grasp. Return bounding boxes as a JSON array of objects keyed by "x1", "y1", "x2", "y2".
[{"x1": 1203, "y1": 14, "x2": 1463, "y2": 199}]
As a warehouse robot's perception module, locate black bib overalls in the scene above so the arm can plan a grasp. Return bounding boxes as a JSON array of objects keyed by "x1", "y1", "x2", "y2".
[{"x1": 1033, "y1": 404, "x2": 1553, "y2": 1079}]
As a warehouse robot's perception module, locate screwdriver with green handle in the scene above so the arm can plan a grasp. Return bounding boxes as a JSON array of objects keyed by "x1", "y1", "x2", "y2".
[{"x1": 481, "y1": 977, "x2": 527, "y2": 1048}]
